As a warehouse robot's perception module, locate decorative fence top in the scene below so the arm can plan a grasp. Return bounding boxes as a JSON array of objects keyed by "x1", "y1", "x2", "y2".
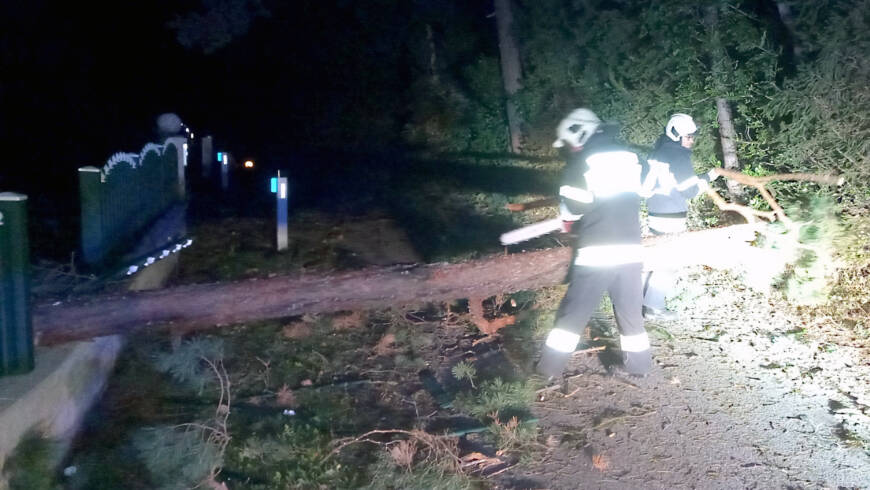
[{"x1": 103, "y1": 142, "x2": 169, "y2": 176}]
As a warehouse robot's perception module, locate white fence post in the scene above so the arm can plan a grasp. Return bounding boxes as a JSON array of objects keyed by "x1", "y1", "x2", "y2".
[{"x1": 165, "y1": 136, "x2": 186, "y2": 200}]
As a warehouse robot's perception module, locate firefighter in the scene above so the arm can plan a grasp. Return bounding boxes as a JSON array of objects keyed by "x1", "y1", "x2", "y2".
[
  {"x1": 642, "y1": 113, "x2": 719, "y2": 319},
  {"x1": 537, "y1": 109, "x2": 652, "y2": 378}
]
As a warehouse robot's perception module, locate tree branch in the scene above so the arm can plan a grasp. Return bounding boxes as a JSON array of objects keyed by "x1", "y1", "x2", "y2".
[
  {"x1": 505, "y1": 169, "x2": 843, "y2": 228},
  {"x1": 712, "y1": 168, "x2": 844, "y2": 224},
  {"x1": 716, "y1": 168, "x2": 844, "y2": 186},
  {"x1": 703, "y1": 186, "x2": 774, "y2": 224}
]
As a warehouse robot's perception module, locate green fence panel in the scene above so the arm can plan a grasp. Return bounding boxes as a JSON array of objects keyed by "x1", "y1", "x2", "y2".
[
  {"x1": 79, "y1": 142, "x2": 182, "y2": 266},
  {"x1": 0, "y1": 192, "x2": 33, "y2": 376}
]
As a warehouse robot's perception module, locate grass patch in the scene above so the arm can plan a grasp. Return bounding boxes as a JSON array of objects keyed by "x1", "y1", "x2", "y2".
[
  {"x1": 364, "y1": 456, "x2": 478, "y2": 490},
  {"x1": 175, "y1": 212, "x2": 375, "y2": 284},
  {"x1": 2, "y1": 432, "x2": 56, "y2": 490},
  {"x1": 488, "y1": 415, "x2": 539, "y2": 455},
  {"x1": 499, "y1": 287, "x2": 566, "y2": 370},
  {"x1": 451, "y1": 361, "x2": 478, "y2": 388},
  {"x1": 62, "y1": 303, "x2": 479, "y2": 489},
  {"x1": 453, "y1": 378, "x2": 534, "y2": 421},
  {"x1": 228, "y1": 422, "x2": 362, "y2": 489}
]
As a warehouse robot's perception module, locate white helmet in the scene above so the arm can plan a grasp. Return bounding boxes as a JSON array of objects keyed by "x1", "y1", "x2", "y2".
[
  {"x1": 665, "y1": 113, "x2": 697, "y2": 141},
  {"x1": 553, "y1": 108, "x2": 601, "y2": 148}
]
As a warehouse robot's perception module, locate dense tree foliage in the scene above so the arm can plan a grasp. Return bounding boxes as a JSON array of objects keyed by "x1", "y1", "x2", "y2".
[
  {"x1": 753, "y1": 0, "x2": 870, "y2": 211},
  {"x1": 149, "y1": 0, "x2": 870, "y2": 211},
  {"x1": 403, "y1": 0, "x2": 867, "y2": 209},
  {"x1": 515, "y1": 1, "x2": 779, "y2": 160}
]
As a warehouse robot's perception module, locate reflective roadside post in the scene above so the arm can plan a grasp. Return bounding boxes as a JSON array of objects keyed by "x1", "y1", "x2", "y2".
[
  {"x1": 271, "y1": 172, "x2": 289, "y2": 251},
  {"x1": 201, "y1": 136, "x2": 213, "y2": 178},
  {"x1": 220, "y1": 152, "x2": 229, "y2": 191},
  {"x1": 0, "y1": 192, "x2": 34, "y2": 376}
]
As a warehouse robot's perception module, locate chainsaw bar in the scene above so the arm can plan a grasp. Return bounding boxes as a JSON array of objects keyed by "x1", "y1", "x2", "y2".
[{"x1": 500, "y1": 218, "x2": 563, "y2": 245}]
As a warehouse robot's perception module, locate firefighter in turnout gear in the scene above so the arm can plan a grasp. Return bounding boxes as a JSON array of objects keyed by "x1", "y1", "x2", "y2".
[
  {"x1": 537, "y1": 109, "x2": 653, "y2": 378},
  {"x1": 642, "y1": 114, "x2": 719, "y2": 319}
]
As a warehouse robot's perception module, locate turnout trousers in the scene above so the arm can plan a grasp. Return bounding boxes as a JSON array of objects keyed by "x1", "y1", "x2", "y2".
[
  {"x1": 643, "y1": 213, "x2": 687, "y2": 311},
  {"x1": 538, "y1": 262, "x2": 652, "y2": 377}
]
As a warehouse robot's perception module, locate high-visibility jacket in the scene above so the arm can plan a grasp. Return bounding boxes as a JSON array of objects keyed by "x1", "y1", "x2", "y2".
[
  {"x1": 559, "y1": 130, "x2": 644, "y2": 267},
  {"x1": 645, "y1": 135, "x2": 710, "y2": 215}
]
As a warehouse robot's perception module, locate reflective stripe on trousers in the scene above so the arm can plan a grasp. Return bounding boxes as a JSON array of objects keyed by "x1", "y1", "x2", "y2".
[
  {"x1": 537, "y1": 262, "x2": 649, "y2": 377},
  {"x1": 620, "y1": 332, "x2": 650, "y2": 352},
  {"x1": 544, "y1": 328, "x2": 581, "y2": 353}
]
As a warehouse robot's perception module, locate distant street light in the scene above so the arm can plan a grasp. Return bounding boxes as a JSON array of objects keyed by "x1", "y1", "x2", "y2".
[{"x1": 244, "y1": 160, "x2": 254, "y2": 168}]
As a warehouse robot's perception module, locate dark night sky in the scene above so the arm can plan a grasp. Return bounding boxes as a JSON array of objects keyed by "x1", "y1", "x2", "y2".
[
  {"x1": 1, "y1": 1, "x2": 494, "y2": 187},
  {"x1": 0, "y1": 0, "x2": 495, "y2": 258},
  {"x1": 2, "y1": 2, "x2": 194, "y2": 182}
]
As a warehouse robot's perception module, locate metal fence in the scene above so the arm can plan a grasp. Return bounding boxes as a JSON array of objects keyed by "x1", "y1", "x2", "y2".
[{"x1": 79, "y1": 139, "x2": 186, "y2": 265}]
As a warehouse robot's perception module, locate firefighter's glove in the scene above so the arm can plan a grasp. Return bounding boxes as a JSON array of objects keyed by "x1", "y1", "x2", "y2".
[{"x1": 558, "y1": 202, "x2": 582, "y2": 234}]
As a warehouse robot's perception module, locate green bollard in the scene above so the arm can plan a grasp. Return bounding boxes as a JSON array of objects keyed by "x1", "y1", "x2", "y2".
[
  {"x1": 0, "y1": 192, "x2": 34, "y2": 376},
  {"x1": 78, "y1": 166, "x2": 105, "y2": 264}
]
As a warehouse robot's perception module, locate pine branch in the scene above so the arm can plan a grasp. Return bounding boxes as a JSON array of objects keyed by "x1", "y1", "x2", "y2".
[{"x1": 711, "y1": 168, "x2": 845, "y2": 225}]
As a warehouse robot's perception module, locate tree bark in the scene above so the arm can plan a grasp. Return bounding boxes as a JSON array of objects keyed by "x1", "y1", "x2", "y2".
[
  {"x1": 494, "y1": 0, "x2": 524, "y2": 153},
  {"x1": 715, "y1": 97, "x2": 743, "y2": 197},
  {"x1": 706, "y1": 4, "x2": 743, "y2": 199},
  {"x1": 33, "y1": 225, "x2": 763, "y2": 346}
]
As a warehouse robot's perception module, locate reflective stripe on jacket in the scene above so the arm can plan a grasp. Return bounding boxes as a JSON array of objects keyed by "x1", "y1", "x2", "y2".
[
  {"x1": 645, "y1": 135, "x2": 709, "y2": 215},
  {"x1": 559, "y1": 129, "x2": 643, "y2": 266}
]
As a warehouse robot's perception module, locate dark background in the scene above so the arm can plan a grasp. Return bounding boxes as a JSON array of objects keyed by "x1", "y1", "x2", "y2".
[
  {"x1": 0, "y1": 1, "x2": 495, "y2": 259},
  {"x1": 0, "y1": 0, "x2": 495, "y2": 181}
]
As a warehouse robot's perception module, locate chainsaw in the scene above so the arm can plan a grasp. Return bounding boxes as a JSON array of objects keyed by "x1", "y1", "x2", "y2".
[
  {"x1": 500, "y1": 197, "x2": 571, "y2": 246},
  {"x1": 500, "y1": 218, "x2": 565, "y2": 245}
]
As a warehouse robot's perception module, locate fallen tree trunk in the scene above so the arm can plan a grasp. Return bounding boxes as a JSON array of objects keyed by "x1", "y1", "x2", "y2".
[
  {"x1": 34, "y1": 248, "x2": 570, "y2": 345},
  {"x1": 33, "y1": 224, "x2": 766, "y2": 346}
]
